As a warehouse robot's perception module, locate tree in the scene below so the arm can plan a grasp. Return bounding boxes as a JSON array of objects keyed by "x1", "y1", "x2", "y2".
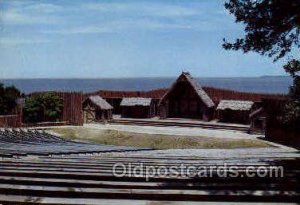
[
  {"x1": 0, "y1": 83, "x2": 21, "y2": 115},
  {"x1": 223, "y1": 0, "x2": 300, "y2": 126},
  {"x1": 23, "y1": 92, "x2": 63, "y2": 123}
]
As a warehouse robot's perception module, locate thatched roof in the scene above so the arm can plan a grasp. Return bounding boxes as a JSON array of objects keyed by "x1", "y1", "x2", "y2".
[
  {"x1": 120, "y1": 97, "x2": 152, "y2": 106},
  {"x1": 86, "y1": 95, "x2": 113, "y2": 110},
  {"x1": 159, "y1": 72, "x2": 215, "y2": 108},
  {"x1": 217, "y1": 100, "x2": 254, "y2": 111}
]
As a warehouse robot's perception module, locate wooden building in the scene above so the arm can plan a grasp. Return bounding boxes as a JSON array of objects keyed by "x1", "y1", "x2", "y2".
[
  {"x1": 262, "y1": 98, "x2": 300, "y2": 148},
  {"x1": 120, "y1": 97, "x2": 154, "y2": 118},
  {"x1": 159, "y1": 72, "x2": 215, "y2": 121},
  {"x1": 83, "y1": 96, "x2": 113, "y2": 123},
  {"x1": 217, "y1": 100, "x2": 254, "y2": 124}
]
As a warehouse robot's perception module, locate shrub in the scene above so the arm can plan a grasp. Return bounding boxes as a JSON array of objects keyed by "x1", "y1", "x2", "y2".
[{"x1": 24, "y1": 92, "x2": 63, "y2": 123}]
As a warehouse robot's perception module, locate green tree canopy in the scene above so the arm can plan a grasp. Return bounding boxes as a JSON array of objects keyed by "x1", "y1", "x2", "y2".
[
  {"x1": 223, "y1": 0, "x2": 300, "y2": 64},
  {"x1": 23, "y1": 92, "x2": 63, "y2": 123},
  {"x1": 223, "y1": 0, "x2": 300, "y2": 126}
]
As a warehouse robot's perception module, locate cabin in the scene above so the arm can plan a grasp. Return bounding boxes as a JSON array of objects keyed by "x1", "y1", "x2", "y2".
[
  {"x1": 262, "y1": 98, "x2": 300, "y2": 148},
  {"x1": 83, "y1": 95, "x2": 113, "y2": 123},
  {"x1": 120, "y1": 97, "x2": 155, "y2": 118},
  {"x1": 158, "y1": 72, "x2": 215, "y2": 121},
  {"x1": 217, "y1": 100, "x2": 254, "y2": 124}
]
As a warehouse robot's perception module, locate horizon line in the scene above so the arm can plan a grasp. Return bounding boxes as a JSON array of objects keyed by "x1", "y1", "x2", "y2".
[{"x1": 0, "y1": 75, "x2": 290, "y2": 80}]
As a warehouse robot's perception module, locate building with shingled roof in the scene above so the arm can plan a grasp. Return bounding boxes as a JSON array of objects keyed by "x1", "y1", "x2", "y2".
[
  {"x1": 158, "y1": 72, "x2": 215, "y2": 121},
  {"x1": 83, "y1": 95, "x2": 113, "y2": 123},
  {"x1": 120, "y1": 97, "x2": 155, "y2": 118},
  {"x1": 217, "y1": 100, "x2": 255, "y2": 124}
]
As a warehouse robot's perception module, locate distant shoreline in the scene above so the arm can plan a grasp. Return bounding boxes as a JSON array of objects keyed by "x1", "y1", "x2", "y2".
[
  {"x1": 0, "y1": 76, "x2": 293, "y2": 94},
  {"x1": 0, "y1": 75, "x2": 291, "y2": 80}
]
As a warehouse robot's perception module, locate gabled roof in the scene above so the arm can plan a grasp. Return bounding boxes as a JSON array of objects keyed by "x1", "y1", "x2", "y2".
[
  {"x1": 159, "y1": 72, "x2": 215, "y2": 108},
  {"x1": 120, "y1": 97, "x2": 152, "y2": 106},
  {"x1": 217, "y1": 100, "x2": 254, "y2": 111},
  {"x1": 85, "y1": 95, "x2": 113, "y2": 110}
]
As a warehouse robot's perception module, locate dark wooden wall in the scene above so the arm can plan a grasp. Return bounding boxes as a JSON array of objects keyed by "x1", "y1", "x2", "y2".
[
  {"x1": 60, "y1": 92, "x2": 83, "y2": 126},
  {"x1": 28, "y1": 87, "x2": 286, "y2": 124},
  {"x1": 121, "y1": 105, "x2": 154, "y2": 118},
  {"x1": 217, "y1": 110, "x2": 251, "y2": 124},
  {"x1": 86, "y1": 87, "x2": 286, "y2": 104},
  {"x1": 83, "y1": 87, "x2": 285, "y2": 118},
  {"x1": 104, "y1": 98, "x2": 122, "y2": 114},
  {"x1": 204, "y1": 87, "x2": 286, "y2": 104},
  {"x1": 263, "y1": 98, "x2": 300, "y2": 148},
  {"x1": 0, "y1": 114, "x2": 22, "y2": 127},
  {"x1": 159, "y1": 82, "x2": 214, "y2": 120}
]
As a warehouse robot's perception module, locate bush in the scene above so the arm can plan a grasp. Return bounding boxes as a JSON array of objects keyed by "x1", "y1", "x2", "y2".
[{"x1": 23, "y1": 92, "x2": 63, "y2": 123}]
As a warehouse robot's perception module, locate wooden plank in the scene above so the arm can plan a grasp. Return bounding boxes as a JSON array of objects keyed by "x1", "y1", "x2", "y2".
[
  {"x1": 0, "y1": 169, "x2": 297, "y2": 184},
  {"x1": 1, "y1": 165, "x2": 296, "y2": 178},
  {"x1": 0, "y1": 128, "x2": 151, "y2": 157},
  {"x1": 38, "y1": 154, "x2": 300, "y2": 161},
  {"x1": 1, "y1": 194, "x2": 296, "y2": 205},
  {"x1": 0, "y1": 183, "x2": 298, "y2": 202},
  {"x1": 0, "y1": 176, "x2": 298, "y2": 191},
  {"x1": 25, "y1": 159, "x2": 294, "y2": 168},
  {"x1": 1, "y1": 162, "x2": 297, "y2": 176},
  {"x1": 0, "y1": 160, "x2": 279, "y2": 168}
]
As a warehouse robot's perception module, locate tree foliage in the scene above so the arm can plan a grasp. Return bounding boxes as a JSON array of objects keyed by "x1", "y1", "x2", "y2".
[
  {"x1": 223, "y1": 0, "x2": 300, "y2": 62},
  {"x1": 23, "y1": 92, "x2": 63, "y2": 123},
  {"x1": 223, "y1": 0, "x2": 300, "y2": 126},
  {"x1": 0, "y1": 83, "x2": 21, "y2": 115}
]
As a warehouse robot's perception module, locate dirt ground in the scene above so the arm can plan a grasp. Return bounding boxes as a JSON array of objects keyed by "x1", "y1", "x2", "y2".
[{"x1": 84, "y1": 123, "x2": 258, "y2": 139}]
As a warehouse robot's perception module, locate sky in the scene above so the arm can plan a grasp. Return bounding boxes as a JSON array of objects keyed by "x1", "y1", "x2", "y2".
[{"x1": 0, "y1": 0, "x2": 292, "y2": 78}]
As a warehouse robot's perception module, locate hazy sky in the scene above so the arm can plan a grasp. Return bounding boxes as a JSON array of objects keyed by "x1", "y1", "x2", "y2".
[{"x1": 0, "y1": 0, "x2": 292, "y2": 78}]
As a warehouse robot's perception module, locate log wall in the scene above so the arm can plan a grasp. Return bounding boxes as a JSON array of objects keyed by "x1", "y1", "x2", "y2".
[
  {"x1": 263, "y1": 98, "x2": 300, "y2": 148},
  {"x1": 0, "y1": 114, "x2": 22, "y2": 127},
  {"x1": 60, "y1": 92, "x2": 83, "y2": 126}
]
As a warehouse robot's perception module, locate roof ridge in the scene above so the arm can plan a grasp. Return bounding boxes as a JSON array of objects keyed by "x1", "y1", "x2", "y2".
[
  {"x1": 87, "y1": 95, "x2": 113, "y2": 110},
  {"x1": 180, "y1": 72, "x2": 215, "y2": 108}
]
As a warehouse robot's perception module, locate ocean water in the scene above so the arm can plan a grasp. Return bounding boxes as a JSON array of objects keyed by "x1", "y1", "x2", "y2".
[{"x1": 0, "y1": 76, "x2": 293, "y2": 94}]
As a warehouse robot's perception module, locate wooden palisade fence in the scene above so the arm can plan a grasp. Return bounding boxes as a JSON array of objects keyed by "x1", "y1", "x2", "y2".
[
  {"x1": 27, "y1": 91, "x2": 84, "y2": 126},
  {"x1": 58, "y1": 92, "x2": 84, "y2": 126},
  {"x1": 0, "y1": 114, "x2": 22, "y2": 127}
]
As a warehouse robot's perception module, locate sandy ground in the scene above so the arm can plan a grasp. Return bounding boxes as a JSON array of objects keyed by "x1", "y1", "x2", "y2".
[
  {"x1": 39, "y1": 124, "x2": 298, "y2": 156},
  {"x1": 84, "y1": 123, "x2": 260, "y2": 139},
  {"x1": 113, "y1": 115, "x2": 249, "y2": 128},
  {"x1": 81, "y1": 123, "x2": 300, "y2": 157}
]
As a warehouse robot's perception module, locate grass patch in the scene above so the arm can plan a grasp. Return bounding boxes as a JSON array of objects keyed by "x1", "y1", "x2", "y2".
[{"x1": 50, "y1": 127, "x2": 271, "y2": 149}]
